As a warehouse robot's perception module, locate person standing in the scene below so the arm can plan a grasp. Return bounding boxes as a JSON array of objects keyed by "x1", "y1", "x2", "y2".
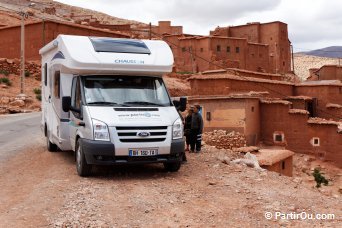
[
  {"x1": 190, "y1": 105, "x2": 203, "y2": 153},
  {"x1": 184, "y1": 107, "x2": 193, "y2": 151}
]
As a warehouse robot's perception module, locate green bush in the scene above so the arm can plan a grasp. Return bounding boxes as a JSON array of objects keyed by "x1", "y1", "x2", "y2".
[
  {"x1": 0, "y1": 69, "x2": 9, "y2": 76},
  {"x1": 312, "y1": 168, "x2": 329, "y2": 188},
  {"x1": 33, "y1": 87, "x2": 41, "y2": 95},
  {"x1": 0, "y1": 77, "x2": 12, "y2": 86},
  {"x1": 25, "y1": 70, "x2": 30, "y2": 77},
  {"x1": 36, "y1": 94, "x2": 42, "y2": 101}
]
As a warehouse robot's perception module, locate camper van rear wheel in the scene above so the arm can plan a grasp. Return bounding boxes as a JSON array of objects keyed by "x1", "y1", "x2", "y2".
[
  {"x1": 76, "y1": 140, "x2": 92, "y2": 177},
  {"x1": 46, "y1": 129, "x2": 58, "y2": 152},
  {"x1": 164, "y1": 161, "x2": 181, "y2": 172}
]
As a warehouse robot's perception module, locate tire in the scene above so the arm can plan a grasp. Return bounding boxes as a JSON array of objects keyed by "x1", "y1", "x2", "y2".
[
  {"x1": 46, "y1": 129, "x2": 58, "y2": 152},
  {"x1": 76, "y1": 140, "x2": 92, "y2": 177},
  {"x1": 164, "y1": 161, "x2": 181, "y2": 172}
]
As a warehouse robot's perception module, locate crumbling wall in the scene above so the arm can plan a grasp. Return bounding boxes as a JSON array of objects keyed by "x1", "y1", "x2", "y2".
[
  {"x1": 189, "y1": 77, "x2": 293, "y2": 98},
  {"x1": 260, "y1": 102, "x2": 342, "y2": 167},
  {"x1": 295, "y1": 85, "x2": 342, "y2": 120}
]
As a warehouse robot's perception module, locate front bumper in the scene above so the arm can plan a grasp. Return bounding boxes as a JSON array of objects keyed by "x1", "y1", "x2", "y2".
[{"x1": 80, "y1": 138, "x2": 184, "y2": 165}]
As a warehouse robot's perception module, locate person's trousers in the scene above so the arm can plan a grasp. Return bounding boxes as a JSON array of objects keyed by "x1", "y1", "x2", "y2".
[{"x1": 190, "y1": 129, "x2": 202, "y2": 152}]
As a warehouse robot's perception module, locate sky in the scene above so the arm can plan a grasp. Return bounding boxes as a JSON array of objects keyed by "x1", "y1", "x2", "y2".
[{"x1": 55, "y1": 0, "x2": 342, "y2": 51}]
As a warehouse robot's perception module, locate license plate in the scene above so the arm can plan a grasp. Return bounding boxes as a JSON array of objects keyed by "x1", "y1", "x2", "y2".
[{"x1": 129, "y1": 148, "x2": 158, "y2": 156}]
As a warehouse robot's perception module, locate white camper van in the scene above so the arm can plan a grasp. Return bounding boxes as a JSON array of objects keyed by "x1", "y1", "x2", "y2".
[{"x1": 40, "y1": 35, "x2": 186, "y2": 176}]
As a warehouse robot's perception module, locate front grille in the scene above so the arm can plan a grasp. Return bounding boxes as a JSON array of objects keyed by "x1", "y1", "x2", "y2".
[{"x1": 116, "y1": 126, "x2": 168, "y2": 143}]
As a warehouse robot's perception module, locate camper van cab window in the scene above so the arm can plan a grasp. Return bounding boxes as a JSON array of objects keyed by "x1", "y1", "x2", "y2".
[
  {"x1": 83, "y1": 76, "x2": 171, "y2": 107},
  {"x1": 71, "y1": 77, "x2": 82, "y2": 110}
]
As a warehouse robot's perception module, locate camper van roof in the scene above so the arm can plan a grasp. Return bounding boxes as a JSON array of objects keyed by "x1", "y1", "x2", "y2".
[{"x1": 39, "y1": 35, "x2": 174, "y2": 76}]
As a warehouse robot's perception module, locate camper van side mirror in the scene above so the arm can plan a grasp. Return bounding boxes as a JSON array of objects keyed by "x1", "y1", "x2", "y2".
[
  {"x1": 173, "y1": 97, "x2": 187, "y2": 112},
  {"x1": 62, "y1": 96, "x2": 71, "y2": 112},
  {"x1": 179, "y1": 97, "x2": 187, "y2": 112}
]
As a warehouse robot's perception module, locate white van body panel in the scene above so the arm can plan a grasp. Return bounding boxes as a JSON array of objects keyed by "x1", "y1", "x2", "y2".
[{"x1": 40, "y1": 35, "x2": 184, "y2": 165}]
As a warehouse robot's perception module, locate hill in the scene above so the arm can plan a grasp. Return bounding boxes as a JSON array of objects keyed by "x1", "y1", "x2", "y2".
[
  {"x1": 303, "y1": 46, "x2": 342, "y2": 58},
  {"x1": 0, "y1": 0, "x2": 146, "y2": 27},
  {"x1": 294, "y1": 53, "x2": 340, "y2": 81}
]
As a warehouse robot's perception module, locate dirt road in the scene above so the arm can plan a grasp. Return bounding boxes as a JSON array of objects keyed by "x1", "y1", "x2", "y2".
[
  {"x1": 0, "y1": 114, "x2": 341, "y2": 227},
  {"x1": 0, "y1": 112, "x2": 41, "y2": 162}
]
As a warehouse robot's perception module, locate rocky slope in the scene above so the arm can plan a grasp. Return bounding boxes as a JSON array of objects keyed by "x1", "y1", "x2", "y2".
[
  {"x1": 0, "y1": 0, "x2": 146, "y2": 27},
  {"x1": 294, "y1": 53, "x2": 340, "y2": 81}
]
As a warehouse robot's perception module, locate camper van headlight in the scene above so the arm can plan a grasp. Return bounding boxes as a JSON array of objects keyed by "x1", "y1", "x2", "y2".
[
  {"x1": 172, "y1": 118, "x2": 183, "y2": 140},
  {"x1": 92, "y1": 119, "x2": 110, "y2": 141}
]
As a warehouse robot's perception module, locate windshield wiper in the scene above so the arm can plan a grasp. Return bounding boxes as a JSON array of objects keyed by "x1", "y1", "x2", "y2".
[
  {"x1": 87, "y1": 101, "x2": 118, "y2": 106},
  {"x1": 87, "y1": 101, "x2": 131, "y2": 107},
  {"x1": 123, "y1": 101, "x2": 166, "y2": 106}
]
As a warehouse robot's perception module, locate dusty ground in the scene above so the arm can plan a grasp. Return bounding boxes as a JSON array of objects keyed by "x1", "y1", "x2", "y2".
[{"x1": 0, "y1": 140, "x2": 340, "y2": 227}]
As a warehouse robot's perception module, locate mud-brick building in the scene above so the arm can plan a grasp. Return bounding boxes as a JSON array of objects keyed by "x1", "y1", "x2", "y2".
[
  {"x1": 188, "y1": 95, "x2": 260, "y2": 146},
  {"x1": 255, "y1": 149, "x2": 295, "y2": 177},
  {"x1": 210, "y1": 21, "x2": 292, "y2": 74},
  {"x1": 0, "y1": 20, "x2": 129, "y2": 61},
  {"x1": 308, "y1": 65, "x2": 342, "y2": 81},
  {"x1": 164, "y1": 35, "x2": 271, "y2": 73},
  {"x1": 295, "y1": 80, "x2": 342, "y2": 120},
  {"x1": 152, "y1": 21, "x2": 183, "y2": 36},
  {"x1": 187, "y1": 72, "x2": 342, "y2": 168}
]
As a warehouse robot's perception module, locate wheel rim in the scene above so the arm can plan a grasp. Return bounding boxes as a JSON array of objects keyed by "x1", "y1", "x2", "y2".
[{"x1": 76, "y1": 146, "x2": 81, "y2": 169}]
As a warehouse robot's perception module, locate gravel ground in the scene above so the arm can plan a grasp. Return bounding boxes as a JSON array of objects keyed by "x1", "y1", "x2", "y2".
[{"x1": 0, "y1": 142, "x2": 341, "y2": 227}]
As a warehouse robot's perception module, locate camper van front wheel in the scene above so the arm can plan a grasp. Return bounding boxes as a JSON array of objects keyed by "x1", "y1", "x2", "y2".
[
  {"x1": 46, "y1": 128, "x2": 57, "y2": 152},
  {"x1": 164, "y1": 161, "x2": 181, "y2": 172},
  {"x1": 76, "y1": 140, "x2": 92, "y2": 177}
]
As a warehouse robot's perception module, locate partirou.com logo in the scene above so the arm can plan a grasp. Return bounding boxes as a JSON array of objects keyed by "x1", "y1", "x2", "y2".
[{"x1": 264, "y1": 211, "x2": 336, "y2": 220}]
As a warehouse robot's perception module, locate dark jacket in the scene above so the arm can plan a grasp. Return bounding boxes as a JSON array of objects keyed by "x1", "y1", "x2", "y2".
[
  {"x1": 184, "y1": 114, "x2": 192, "y2": 130},
  {"x1": 191, "y1": 112, "x2": 203, "y2": 133}
]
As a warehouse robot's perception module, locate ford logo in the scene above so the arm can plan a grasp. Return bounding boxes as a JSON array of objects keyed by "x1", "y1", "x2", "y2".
[{"x1": 137, "y1": 131, "x2": 150, "y2": 137}]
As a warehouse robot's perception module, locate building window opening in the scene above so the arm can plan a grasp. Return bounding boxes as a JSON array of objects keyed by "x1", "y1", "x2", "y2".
[
  {"x1": 226, "y1": 46, "x2": 230, "y2": 53},
  {"x1": 200, "y1": 48, "x2": 204, "y2": 52},
  {"x1": 283, "y1": 61, "x2": 285, "y2": 66},
  {"x1": 206, "y1": 111, "x2": 211, "y2": 121},
  {"x1": 275, "y1": 134, "x2": 283, "y2": 142},
  {"x1": 312, "y1": 137, "x2": 320, "y2": 146},
  {"x1": 282, "y1": 161, "x2": 285, "y2": 170},
  {"x1": 236, "y1": 47, "x2": 240, "y2": 53},
  {"x1": 251, "y1": 106, "x2": 254, "y2": 112},
  {"x1": 182, "y1": 47, "x2": 186, "y2": 52},
  {"x1": 216, "y1": 45, "x2": 221, "y2": 52},
  {"x1": 273, "y1": 132, "x2": 284, "y2": 143}
]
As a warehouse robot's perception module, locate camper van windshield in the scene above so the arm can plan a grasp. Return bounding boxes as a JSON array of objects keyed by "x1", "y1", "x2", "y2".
[{"x1": 83, "y1": 76, "x2": 172, "y2": 107}]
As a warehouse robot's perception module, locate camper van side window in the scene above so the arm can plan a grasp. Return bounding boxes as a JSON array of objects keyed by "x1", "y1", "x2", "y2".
[
  {"x1": 75, "y1": 79, "x2": 81, "y2": 109},
  {"x1": 71, "y1": 77, "x2": 77, "y2": 108},
  {"x1": 44, "y1": 63, "x2": 47, "y2": 86},
  {"x1": 54, "y1": 71, "x2": 60, "y2": 98}
]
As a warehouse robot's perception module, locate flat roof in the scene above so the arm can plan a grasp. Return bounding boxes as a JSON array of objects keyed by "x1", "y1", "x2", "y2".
[
  {"x1": 286, "y1": 96, "x2": 313, "y2": 100},
  {"x1": 188, "y1": 94, "x2": 263, "y2": 101},
  {"x1": 288, "y1": 109, "x2": 309, "y2": 115},
  {"x1": 202, "y1": 68, "x2": 282, "y2": 78},
  {"x1": 0, "y1": 20, "x2": 130, "y2": 37},
  {"x1": 308, "y1": 118, "x2": 341, "y2": 126},
  {"x1": 297, "y1": 80, "x2": 342, "y2": 87},
  {"x1": 189, "y1": 73, "x2": 294, "y2": 85},
  {"x1": 254, "y1": 149, "x2": 294, "y2": 166},
  {"x1": 260, "y1": 99, "x2": 291, "y2": 105}
]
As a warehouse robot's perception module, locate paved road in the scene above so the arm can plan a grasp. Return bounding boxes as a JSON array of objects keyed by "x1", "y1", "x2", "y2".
[{"x1": 0, "y1": 112, "x2": 43, "y2": 162}]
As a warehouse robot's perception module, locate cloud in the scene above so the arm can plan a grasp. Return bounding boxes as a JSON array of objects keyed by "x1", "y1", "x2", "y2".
[{"x1": 55, "y1": 0, "x2": 342, "y2": 50}]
